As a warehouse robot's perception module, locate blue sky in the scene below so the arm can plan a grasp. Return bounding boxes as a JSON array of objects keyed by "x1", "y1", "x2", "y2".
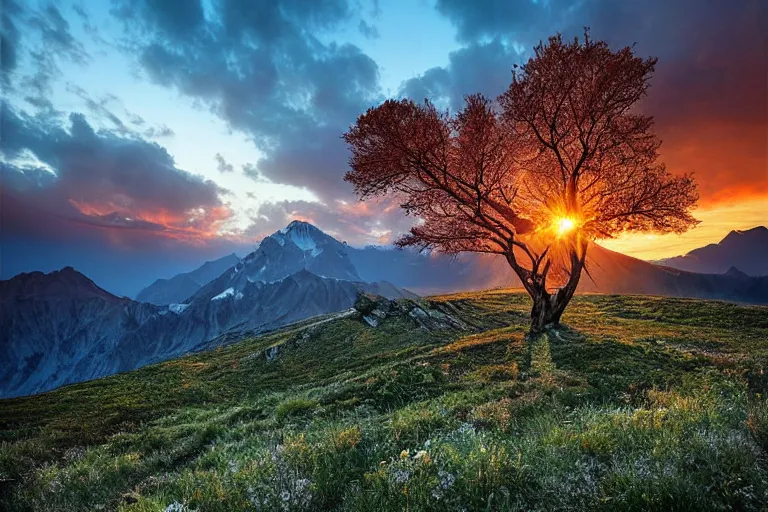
[{"x1": 1, "y1": 0, "x2": 765, "y2": 296}]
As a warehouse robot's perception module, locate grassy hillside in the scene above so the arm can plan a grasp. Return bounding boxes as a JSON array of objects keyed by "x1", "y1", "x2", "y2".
[{"x1": 1, "y1": 291, "x2": 767, "y2": 511}]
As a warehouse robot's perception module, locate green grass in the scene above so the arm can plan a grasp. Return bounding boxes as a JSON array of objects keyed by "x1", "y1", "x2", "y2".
[{"x1": 1, "y1": 291, "x2": 767, "y2": 511}]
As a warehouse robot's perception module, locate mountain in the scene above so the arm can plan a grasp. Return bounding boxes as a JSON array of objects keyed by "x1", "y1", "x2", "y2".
[
  {"x1": 0, "y1": 223, "x2": 415, "y2": 399},
  {"x1": 0, "y1": 267, "x2": 161, "y2": 398},
  {"x1": 4, "y1": 221, "x2": 767, "y2": 399},
  {"x1": 348, "y1": 241, "x2": 768, "y2": 304},
  {"x1": 656, "y1": 226, "x2": 768, "y2": 276},
  {"x1": 136, "y1": 253, "x2": 241, "y2": 304},
  {"x1": 188, "y1": 221, "x2": 363, "y2": 303}
]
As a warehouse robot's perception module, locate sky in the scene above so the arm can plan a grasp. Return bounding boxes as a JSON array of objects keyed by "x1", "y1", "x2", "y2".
[{"x1": 1, "y1": 0, "x2": 766, "y2": 297}]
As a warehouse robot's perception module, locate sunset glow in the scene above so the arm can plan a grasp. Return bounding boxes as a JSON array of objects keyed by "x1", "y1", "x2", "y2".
[
  {"x1": 555, "y1": 217, "x2": 577, "y2": 236},
  {"x1": 600, "y1": 196, "x2": 768, "y2": 260}
]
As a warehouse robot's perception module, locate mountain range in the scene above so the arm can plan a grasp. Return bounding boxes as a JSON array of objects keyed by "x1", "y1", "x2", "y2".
[
  {"x1": 3, "y1": 221, "x2": 767, "y2": 399},
  {"x1": 0, "y1": 222, "x2": 414, "y2": 398},
  {"x1": 656, "y1": 226, "x2": 768, "y2": 276}
]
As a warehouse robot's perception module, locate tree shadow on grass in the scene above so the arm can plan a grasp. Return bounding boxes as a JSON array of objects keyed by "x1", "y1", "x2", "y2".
[
  {"x1": 529, "y1": 324, "x2": 718, "y2": 403},
  {"x1": 527, "y1": 331, "x2": 556, "y2": 378}
]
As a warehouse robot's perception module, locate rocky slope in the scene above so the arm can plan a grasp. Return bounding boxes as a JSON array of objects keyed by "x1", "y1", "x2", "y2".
[{"x1": 0, "y1": 267, "x2": 161, "y2": 398}]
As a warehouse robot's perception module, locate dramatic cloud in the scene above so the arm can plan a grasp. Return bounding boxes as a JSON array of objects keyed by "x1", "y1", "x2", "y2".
[
  {"x1": 116, "y1": 0, "x2": 381, "y2": 201},
  {"x1": 1, "y1": 0, "x2": 764, "y2": 292},
  {"x1": 431, "y1": 0, "x2": 767, "y2": 205},
  {"x1": 1, "y1": 103, "x2": 230, "y2": 243},
  {"x1": 400, "y1": 38, "x2": 518, "y2": 111}
]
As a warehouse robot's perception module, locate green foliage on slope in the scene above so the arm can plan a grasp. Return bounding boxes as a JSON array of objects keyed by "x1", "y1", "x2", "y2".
[{"x1": 1, "y1": 292, "x2": 767, "y2": 511}]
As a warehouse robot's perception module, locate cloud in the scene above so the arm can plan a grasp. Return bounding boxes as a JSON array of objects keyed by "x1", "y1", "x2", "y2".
[
  {"x1": 143, "y1": 124, "x2": 175, "y2": 138},
  {"x1": 214, "y1": 153, "x2": 234, "y2": 173},
  {"x1": 427, "y1": 0, "x2": 768, "y2": 205},
  {"x1": 1, "y1": 102, "x2": 231, "y2": 243},
  {"x1": 0, "y1": 0, "x2": 22, "y2": 85},
  {"x1": 358, "y1": 20, "x2": 379, "y2": 39},
  {"x1": 249, "y1": 196, "x2": 416, "y2": 246},
  {"x1": 400, "y1": 38, "x2": 517, "y2": 110},
  {"x1": 3, "y1": 2, "x2": 93, "y2": 110},
  {"x1": 435, "y1": 0, "x2": 573, "y2": 44},
  {"x1": 113, "y1": 0, "x2": 381, "y2": 202}
]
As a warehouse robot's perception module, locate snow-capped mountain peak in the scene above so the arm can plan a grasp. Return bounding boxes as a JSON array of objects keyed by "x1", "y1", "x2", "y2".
[
  {"x1": 189, "y1": 221, "x2": 361, "y2": 303},
  {"x1": 272, "y1": 220, "x2": 331, "y2": 256}
]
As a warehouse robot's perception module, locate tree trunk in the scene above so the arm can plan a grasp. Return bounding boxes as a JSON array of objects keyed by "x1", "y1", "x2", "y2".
[{"x1": 524, "y1": 243, "x2": 588, "y2": 333}]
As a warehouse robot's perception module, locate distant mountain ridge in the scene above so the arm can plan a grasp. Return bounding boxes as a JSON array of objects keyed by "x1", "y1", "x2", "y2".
[
  {"x1": 344, "y1": 240, "x2": 768, "y2": 304},
  {"x1": 656, "y1": 226, "x2": 768, "y2": 276},
  {"x1": 0, "y1": 222, "x2": 414, "y2": 398},
  {"x1": 136, "y1": 253, "x2": 241, "y2": 304},
  {"x1": 0, "y1": 268, "x2": 160, "y2": 398}
]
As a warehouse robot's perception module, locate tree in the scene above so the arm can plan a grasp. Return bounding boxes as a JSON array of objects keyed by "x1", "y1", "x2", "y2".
[{"x1": 343, "y1": 32, "x2": 699, "y2": 333}]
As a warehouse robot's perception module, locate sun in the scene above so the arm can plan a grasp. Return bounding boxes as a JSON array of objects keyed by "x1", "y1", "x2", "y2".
[{"x1": 555, "y1": 217, "x2": 576, "y2": 236}]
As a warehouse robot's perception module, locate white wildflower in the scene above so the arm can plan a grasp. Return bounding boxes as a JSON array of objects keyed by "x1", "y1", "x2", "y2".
[{"x1": 165, "y1": 502, "x2": 195, "y2": 512}]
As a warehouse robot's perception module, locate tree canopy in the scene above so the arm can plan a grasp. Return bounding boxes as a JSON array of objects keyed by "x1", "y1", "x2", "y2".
[{"x1": 344, "y1": 32, "x2": 699, "y2": 331}]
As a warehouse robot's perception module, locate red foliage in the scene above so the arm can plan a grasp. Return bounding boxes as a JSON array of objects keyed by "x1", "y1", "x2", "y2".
[{"x1": 343, "y1": 31, "x2": 699, "y2": 331}]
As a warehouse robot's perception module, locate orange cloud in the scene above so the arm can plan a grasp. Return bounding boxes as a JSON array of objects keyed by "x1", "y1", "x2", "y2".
[{"x1": 68, "y1": 199, "x2": 234, "y2": 245}]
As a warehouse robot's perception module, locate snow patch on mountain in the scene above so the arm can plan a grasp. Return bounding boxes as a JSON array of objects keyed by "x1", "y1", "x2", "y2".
[
  {"x1": 169, "y1": 303, "x2": 189, "y2": 314},
  {"x1": 212, "y1": 287, "x2": 235, "y2": 301}
]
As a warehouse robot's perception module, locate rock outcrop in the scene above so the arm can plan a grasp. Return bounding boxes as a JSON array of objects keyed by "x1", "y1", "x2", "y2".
[{"x1": 353, "y1": 294, "x2": 467, "y2": 331}]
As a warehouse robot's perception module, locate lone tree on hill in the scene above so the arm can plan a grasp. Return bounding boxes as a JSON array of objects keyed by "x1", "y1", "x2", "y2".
[{"x1": 343, "y1": 32, "x2": 699, "y2": 333}]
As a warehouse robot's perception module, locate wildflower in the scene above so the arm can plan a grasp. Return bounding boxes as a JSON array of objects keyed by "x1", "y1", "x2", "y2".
[
  {"x1": 393, "y1": 469, "x2": 411, "y2": 484},
  {"x1": 438, "y1": 470, "x2": 456, "y2": 489},
  {"x1": 400, "y1": 449, "x2": 409, "y2": 459},
  {"x1": 432, "y1": 470, "x2": 456, "y2": 500},
  {"x1": 380, "y1": 460, "x2": 387, "y2": 466},
  {"x1": 165, "y1": 502, "x2": 195, "y2": 512},
  {"x1": 414, "y1": 450, "x2": 431, "y2": 464}
]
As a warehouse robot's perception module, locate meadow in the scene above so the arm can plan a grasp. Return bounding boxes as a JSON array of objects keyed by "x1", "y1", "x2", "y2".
[{"x1": 1, "y1": 291, "x2": 767, "y2": 511}]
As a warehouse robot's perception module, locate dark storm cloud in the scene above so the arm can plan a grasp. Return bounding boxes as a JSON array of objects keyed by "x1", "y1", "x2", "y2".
[
  {"x1": 113, "y1": 0, "x2": 381, "y2": 201},
  {"x1": 424, "y1": 0, "x2": 768, "y2": 202},
  {"x1": 1, "y1": 103, "x2": 228, "y2": 240},
  {"x1": 435, "y1": 0, "x2": 573, "y2": 44}
]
